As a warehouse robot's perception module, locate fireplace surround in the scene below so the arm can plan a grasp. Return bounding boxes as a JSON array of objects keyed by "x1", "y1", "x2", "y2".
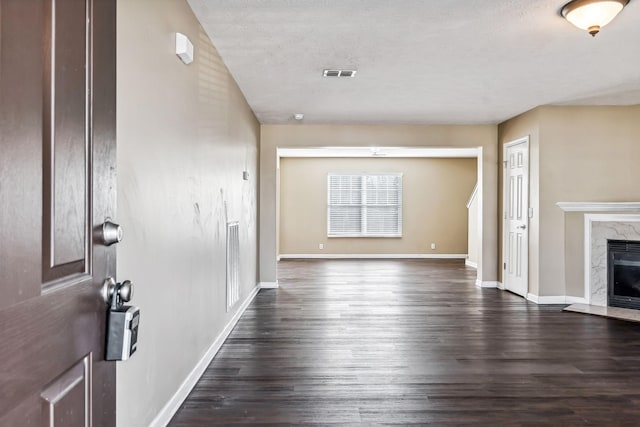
[
  {"x1": 585, "y1": 214, "x2": 640, "y2": 307},
  {"x1": 557, "y1": 207, "x2": 640, "y2": 322}
]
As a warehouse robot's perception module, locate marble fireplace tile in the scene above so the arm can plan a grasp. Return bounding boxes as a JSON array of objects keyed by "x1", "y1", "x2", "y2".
[{"x1": 590, "y1": 221, "x2": 640, "y2": 306}]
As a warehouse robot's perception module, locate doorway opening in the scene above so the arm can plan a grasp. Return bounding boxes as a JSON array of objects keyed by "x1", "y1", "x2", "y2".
[{"x1": 275, "y1": 146, "x2": 484, "y2": 285}]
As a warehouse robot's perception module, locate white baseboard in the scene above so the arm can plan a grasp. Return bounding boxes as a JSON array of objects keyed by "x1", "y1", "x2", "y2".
[
  {"x1": 476, "y1": 280, "x2": 500, "y2": 288},
  {"x1": 497, "y1": 282, "x2": 505, "y2": 290},
  {"x1": 566, "y1": 296, "x2": 588, "y2": 305},
  {"x1": 465, "y1": 260, "x2": 478, "y2": 269},
  {"x1": 149, "y1": 283, "x2": 261, "y2": 427},
  {"x1": 526, "y1": 294, "x2": 586, "y2": 305},
  {"x1": 526, "y1": 293, "x2": 540, "y2": 303},
  {"x1": 278, "y1": 253, "x2": 468, "y2": 259},
  {"x1": 529, "y1": 294, "x2": 565, "y2": 304},
  {"x1": 259, "y1": 281, "x2": 279, "y2": 289}
]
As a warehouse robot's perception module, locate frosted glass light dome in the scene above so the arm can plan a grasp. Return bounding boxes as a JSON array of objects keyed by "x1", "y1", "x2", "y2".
[{"x1": 561, "y1": 0, "x2": 629, "y2": 36}]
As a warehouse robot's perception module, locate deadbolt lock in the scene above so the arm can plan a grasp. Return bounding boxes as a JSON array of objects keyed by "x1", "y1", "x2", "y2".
[{"x1": 102, "y1": 220, "x2": 123, "y2": 246}]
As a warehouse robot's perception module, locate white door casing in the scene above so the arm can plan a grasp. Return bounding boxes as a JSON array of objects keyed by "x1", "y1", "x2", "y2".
[{"x1": 503, "y1": 137, "x2": 529, "y2": 297}]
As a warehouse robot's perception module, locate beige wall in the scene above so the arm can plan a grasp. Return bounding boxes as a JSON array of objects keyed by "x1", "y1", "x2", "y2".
[
  {"x1": 116, "y1": 1, "x2": 260, "y2": 426},
  {"x1": 279, "y1": 157, "x2": 477, "y2": 255},
  {"x1": 467, "y1": 185, "x2": 479, "y2": 266},
  {"x1": 261, "y1": 124, "x2": 499, "y2": 284},
  {"x1": 541, "y1": 106, "x2": 640, "y2": 297},
  {"x1": 499, "y1": 105, "x2": 640, "y2": 298}
]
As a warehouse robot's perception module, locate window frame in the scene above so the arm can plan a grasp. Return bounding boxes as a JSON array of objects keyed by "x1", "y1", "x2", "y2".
[{"x1": 327, "y1": 172, "x2": 403, "y2": 238}]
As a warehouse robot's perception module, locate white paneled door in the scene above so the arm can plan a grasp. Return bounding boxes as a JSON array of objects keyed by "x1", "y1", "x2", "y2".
[{"x1": 503, "y1": 138, "x2": 529, "y2": 297}]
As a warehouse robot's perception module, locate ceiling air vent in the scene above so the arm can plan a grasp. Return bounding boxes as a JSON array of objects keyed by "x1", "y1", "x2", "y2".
[{"x1": 323, "y1": 69, "x2": 357, "y2": 78}]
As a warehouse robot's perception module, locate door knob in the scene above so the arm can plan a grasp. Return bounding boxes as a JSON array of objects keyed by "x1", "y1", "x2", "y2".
[
  {"x1": 119, "y1": 280, "x2": 133, "y2": 302},
  {"x1": 102, "y1": 220, "x2": 123, "y2": 246},
  {"x1": 102, "y1": 277, "x2": 117, "y2": 303},
  {"x1": 517, "y1": 224, "x2": 527, "y2": 230},
  {"x1": 102, "y1": 277, "x2": 134, "y2": 308}
]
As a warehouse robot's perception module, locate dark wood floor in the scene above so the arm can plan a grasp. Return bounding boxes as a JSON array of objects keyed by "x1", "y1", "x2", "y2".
[{"x1": 169, "y1": 259, "x2": 640, "y2": 426}]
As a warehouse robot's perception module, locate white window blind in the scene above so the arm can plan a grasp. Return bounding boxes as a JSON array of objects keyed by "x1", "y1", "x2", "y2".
[{"x1": 327, "y1": 173, "x2": 402, "y2": 237}]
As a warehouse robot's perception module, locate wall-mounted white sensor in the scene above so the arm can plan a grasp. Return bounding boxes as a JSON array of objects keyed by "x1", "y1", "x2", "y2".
[
  {"x1": 294, "y1": 113, "x2": 304, "y2": 121},
  {"x1": 176, "y1": 33, "x2": 194, "y2": 65},
  {"x1": 243, "y1": 171, "x2": 250, "y2": 181}
]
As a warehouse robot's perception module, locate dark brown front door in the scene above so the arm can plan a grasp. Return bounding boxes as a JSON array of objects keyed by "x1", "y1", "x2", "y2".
[{"x1": 0, "y1": 0, "x2": 117, "y2": 425}]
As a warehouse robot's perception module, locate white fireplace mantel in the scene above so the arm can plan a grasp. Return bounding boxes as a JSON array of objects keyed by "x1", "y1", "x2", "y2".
[{"x1": 557, "y1": 202, "x2": 640, "y2": 212}]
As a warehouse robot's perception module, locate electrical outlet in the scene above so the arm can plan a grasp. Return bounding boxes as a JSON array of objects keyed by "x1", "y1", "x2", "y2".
[
  {"x1": 319, "y1": 243, "x2": 324, "y2": 250},
  {"x1": 431, "y1": 243, "x2": 436, "y2": 250}
]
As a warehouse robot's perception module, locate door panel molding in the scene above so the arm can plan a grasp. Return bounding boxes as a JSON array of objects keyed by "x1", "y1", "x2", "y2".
[
  {"x1": 41, "y1": 354, "x2": 92, "y2": 427},
  {"x1": 42, "y1": 0, "x2": 92, "y2": 283}
]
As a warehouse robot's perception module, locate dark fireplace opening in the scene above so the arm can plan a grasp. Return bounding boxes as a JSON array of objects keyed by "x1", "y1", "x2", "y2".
[{"x1": 608, "y1": 240, "x2": 640, "y2": 310}]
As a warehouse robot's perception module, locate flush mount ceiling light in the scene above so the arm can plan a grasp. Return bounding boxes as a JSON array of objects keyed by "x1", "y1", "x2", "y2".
[{"x1": 561, "y1": 0, "x2": 629, "y2": 37}]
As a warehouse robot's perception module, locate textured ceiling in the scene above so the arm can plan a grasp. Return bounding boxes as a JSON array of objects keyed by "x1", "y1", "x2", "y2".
[{"x1": 187, "y1": 0, "x2": 640, "y2": 125}]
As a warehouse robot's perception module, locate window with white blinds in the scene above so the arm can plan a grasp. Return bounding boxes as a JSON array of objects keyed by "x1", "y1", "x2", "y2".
[{"x1": 327, "y1": 173, "x2": 403, "y2": 237}]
